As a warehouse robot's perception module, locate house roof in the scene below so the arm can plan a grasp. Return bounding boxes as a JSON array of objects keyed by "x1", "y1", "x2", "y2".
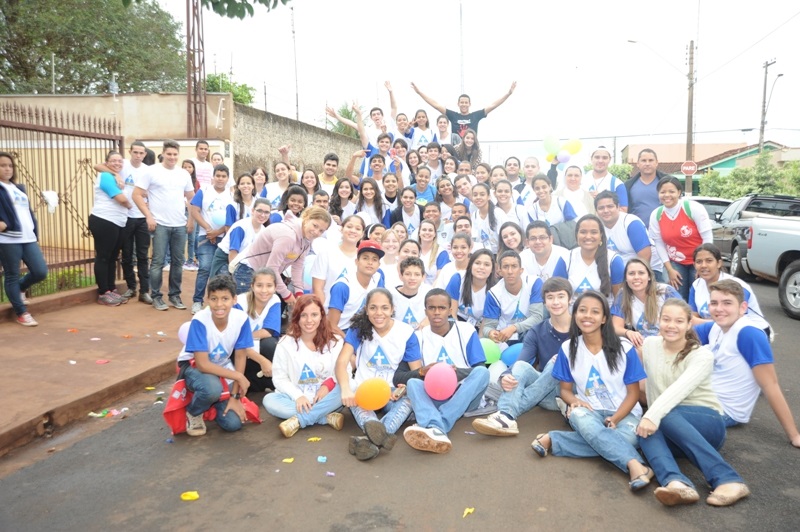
[
  {"x1": 697, "y1": 141, "x2": 788, "y2": 168},
  {"x1": 622, "y1": 143, "x2": 746, "y2": 164}
]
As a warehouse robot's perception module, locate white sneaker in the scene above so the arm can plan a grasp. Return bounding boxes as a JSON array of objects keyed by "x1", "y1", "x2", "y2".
[
  {"x1": 472, "y1": 411, "x2": 519, "y2": 436},
  {"x1": 403, "y1": 424, "x2": 452, "y2": 454},
  {"x1": 191, "y1": 302, "x2": 203, "y2": 314},
  {"x1": 186, "y1": 413, "x2": 206, "y2": 436}
]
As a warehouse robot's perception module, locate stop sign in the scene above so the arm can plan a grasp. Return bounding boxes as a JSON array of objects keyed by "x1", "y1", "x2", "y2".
[{"x1": 681, "y1": 161, "x2": 698, "y2": 176}]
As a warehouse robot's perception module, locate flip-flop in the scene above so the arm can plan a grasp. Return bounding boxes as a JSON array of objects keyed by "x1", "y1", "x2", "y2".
[
  {"x1": 531, "y1": 433, "x2": 550, "y2": 457},
  {"x1": 629, "y1": 467, "x2": 655, "y2": 491}
]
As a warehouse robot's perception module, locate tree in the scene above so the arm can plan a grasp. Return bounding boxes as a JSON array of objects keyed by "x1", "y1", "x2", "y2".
[
  {"x1": 0, "y1": 0, "x2": 185, "y2": 94},
  {"x1": 122, "y1": 0, "x2": 291, "y2": 19},
  {"x1": 699, "y1": 152, "x2": 800, "y2": 199},
  {"x1": 327, "y1": 103, "x2": 360, "y2": 140},
  {"x1": 206, "y1": 73, "x2": 255, "y2": 105}
]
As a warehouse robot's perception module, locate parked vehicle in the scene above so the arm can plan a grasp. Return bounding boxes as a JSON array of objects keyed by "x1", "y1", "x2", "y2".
[
  {"x1": 711, "y1": 194, "x2": 800, "y2": 279},
  {"x1": 693, "y1": 196, "x2": 732, "y2": 222},
  {"x1": 745, "y1": 214, "x2": 800, "y2": 320}
]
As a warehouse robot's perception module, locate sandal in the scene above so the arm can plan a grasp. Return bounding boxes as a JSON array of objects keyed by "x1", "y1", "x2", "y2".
[
  {"x1": 531, "y1": 433, "x2": 550, "y2": 457},
  {"x1": 629, "y1": 467, "x2": 655, "y2": 491}
]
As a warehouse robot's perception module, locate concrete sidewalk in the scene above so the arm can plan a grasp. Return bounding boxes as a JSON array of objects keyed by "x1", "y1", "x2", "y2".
[{"x1": 0, "y1": 272, "x2": 198, "y2": 457}]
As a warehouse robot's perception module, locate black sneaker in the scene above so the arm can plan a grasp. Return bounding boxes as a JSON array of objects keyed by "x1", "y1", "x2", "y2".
[
  {"x1": 139, "y1": 293, "x2": 153, "y2": 304},
  {"x1": 152, "y1": 296, "x2": 168, "y2": 311},
  {"x1": 120, "y1": 288, "x2": 136, "y2": 299},
  {"x1": 168, "y1": 296, "x2": 187, "y2": 310}
]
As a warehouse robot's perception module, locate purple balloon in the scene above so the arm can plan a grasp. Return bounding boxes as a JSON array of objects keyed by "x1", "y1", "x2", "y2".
[{"x1": 557, "y1": 150, "x2": 571, "y2": 164}]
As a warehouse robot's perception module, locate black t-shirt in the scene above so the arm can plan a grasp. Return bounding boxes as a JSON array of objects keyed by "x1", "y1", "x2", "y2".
[{"x1": 445, "y1": 109, "x2": 487, "y2": 138}]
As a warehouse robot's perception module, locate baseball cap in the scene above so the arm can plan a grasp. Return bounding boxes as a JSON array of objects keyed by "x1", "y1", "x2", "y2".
[
  {"x1": 591, "y1": 146, "x2": 612, "y2": 158},
  {"x1": 357, "y1": 240, "x2": 385, "y2": 259}
]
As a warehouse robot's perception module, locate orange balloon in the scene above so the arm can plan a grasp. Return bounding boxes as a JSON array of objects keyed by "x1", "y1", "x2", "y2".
[{"x1": 355, "y1": 378, "x2": 391, "y2": 410}]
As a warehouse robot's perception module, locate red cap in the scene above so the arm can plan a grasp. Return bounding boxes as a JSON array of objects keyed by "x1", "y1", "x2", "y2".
[{"x1": 357, "y1": 240, "x2": 385, "y2": 259}]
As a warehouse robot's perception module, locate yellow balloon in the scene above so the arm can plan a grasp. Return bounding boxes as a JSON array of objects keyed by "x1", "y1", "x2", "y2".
[
  {"x1": 355, "y1": 378, "x2": 391, "y2": 410},
  {"x1": 565, "y1": 138, "x2": 583, "y2": 155},
  {"x1": 546, "y1": 153, "x2": 556, "y2": 163}
]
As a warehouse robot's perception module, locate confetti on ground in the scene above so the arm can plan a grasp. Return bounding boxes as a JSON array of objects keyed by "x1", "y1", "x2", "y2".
[
  {"x1": 275, "y1": 469, "x2": 280, "y2": 473},
  {"x1": 166, "y1": 438, "x2": 174, "y2": 443},
  {"x1": 317, "y1": 456, "x2": 327, "y2": 463},
  {"x1": 282, "y1": 458, "x2": 294, "y2": 463},
  {"x1": 307, "y1": 437, "x2": 321, "y2": 442},
  {"x1": 154, "y1": 397, "x2": 164, "y2": 404},
  {"x1": 88, "y1": 411, "x2": 107, "y2": 418},
  {"x1": 156, "y1": 331, "x2": 167, "y2": 337},
  {"x1": 464, "y1": 431, "x2": 476, "y2": 435},
  {"x1": 145, "y1": 387, "x2": 155, "y2": 391},
  {"x1": 122, "y1": 334, "x2": 133, "y2": 339},
  {"x1": 463, "y1": 508, "x2": 474, "y2": 518},
  {"x1": 67, "y1": 328, "x2": 79, "y2": 333},
  {"x1": 47, "y1": 447, "x2": 56, "y2": 453},
  {"x1": 96, "y1": 359, "x2": 109, "y2": 364},
  {"x1": 90, "y1": 337, "x2": 101, "y2": 341},
  {"x1": 69, "y1": 360, "x2": 77, "y2": 365},
  {"x1": 155, "y1": 391, "x2": 165, "y2": 396},
  {"x1": 326, "y1": 472, "x2": 335, "y2": 477},
  {"x1": 180, "y1": 491, "x2": 199, "y2": 501}
]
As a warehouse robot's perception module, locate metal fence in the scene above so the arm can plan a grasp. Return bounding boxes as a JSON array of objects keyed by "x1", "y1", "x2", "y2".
[{"x1": 0, "y1": 102, "x2": 123, "y2": 301}]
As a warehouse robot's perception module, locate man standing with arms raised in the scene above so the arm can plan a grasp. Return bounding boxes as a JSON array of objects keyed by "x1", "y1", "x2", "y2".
[
  {"x1": 411, "y1": 81, "x2": 517, "y2": 138},
  {"x1": 133, "y1": 140, "x2": 195, "y2": 311}
]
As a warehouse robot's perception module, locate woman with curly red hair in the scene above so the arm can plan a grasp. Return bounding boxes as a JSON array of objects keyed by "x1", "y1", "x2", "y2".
[{"x1": 263, "y1": 294, "x2": 346, "y2": 437}]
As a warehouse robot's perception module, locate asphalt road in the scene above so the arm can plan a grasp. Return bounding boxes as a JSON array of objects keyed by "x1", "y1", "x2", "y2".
[{"x1": 1, "y1": 281, "x2": 799, "y2": 532}]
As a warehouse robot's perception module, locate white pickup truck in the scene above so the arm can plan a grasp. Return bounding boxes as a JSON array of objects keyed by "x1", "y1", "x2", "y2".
[{"x1": 744, "y1": 213, "x2": 800, "y2": 319}]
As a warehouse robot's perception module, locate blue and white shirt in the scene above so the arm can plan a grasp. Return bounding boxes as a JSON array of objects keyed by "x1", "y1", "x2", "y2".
[
  {"x1": 689, "y1": 273, "x2": 770, "y2": 332},
  {"x1": 388, "y1": 284, "x2": 431, "y2": 331},
  {"x1": 234, "y1": 292, "x2": 281, "y2": 349},
  {"x1": 345, "y1": 321, "x2": 421, "y2": 388},
  {"x1": 446, "y1": 273, "x2": 487, "y2": 326},
  {"x1": 418, "y1": 322, "x2": 485, "y2": 368},
  {"x1": 553, "y1": 248, "x2": 625, "y2": 305},
  {"x1": 484, "y1": 277, "x2": 544, "y2": 341},
  {"x1": 178, "y1": 307, "x2": 254, "y2": 373},
  {"x1": 329, "y1": 270, "x2": 385, "y2": 331},
  {"x1": 603, "y1": 213, "x2": 663, "y2": 272}
]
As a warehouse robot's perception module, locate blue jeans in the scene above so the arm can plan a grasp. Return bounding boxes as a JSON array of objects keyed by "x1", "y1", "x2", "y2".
[
  {"x1": 183, "y1": 366, "x2": 242, "y2": 432},
  {"x1": 653, "y1": 268, "x2": 668, "y2": 284},
  {"x1": 0, "y1": 241, "x2": 48, "y2": 316},
  {"x1": 233, "y1": 263, "x2": 254, "y2": 294},
  {"x1": 263, "y1": 385, "x2": 343, "y2": 427},
  {"x1": 121, "y1": 217, "x2": 150, "y2": 293},
  {"x1": 670, "y1": 261, "x2": 696, "y2": 302},
  {"x1": 350, "y1": 390, "x2": 413, "y2": 435},
  {"x1": 187, "y1": 221, "x2": 199, "y2": 262},
  {"x1": 193, "y1": 239, "x2": 217, "y2": 303},
  {"x1": 150, "y1": 224, "x2": 187, "y2": 298},
  {"x1": 497, "y1": 359, "x2": 559, "y2": 419},
  {"x1": 550, "y1": 407, "x2": 643, "y2": 473},
  {"x1": 638, "y1": 405, "x2": 743, "y2": 489},
  {"x1": 210, "y1": 247, "x2": 230, "y2": 278},
  {"x1": 407, "y1": 366, "x2": 489, "y2": 433}
]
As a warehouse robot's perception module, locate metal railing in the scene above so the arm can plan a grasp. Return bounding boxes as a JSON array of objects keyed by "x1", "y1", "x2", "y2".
[{"x1": 0, "y1": 102, "x2": 123, "y2": 301}]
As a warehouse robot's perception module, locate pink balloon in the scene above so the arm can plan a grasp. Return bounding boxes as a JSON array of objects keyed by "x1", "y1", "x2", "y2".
[
  {"x1": 424, "y1": 363, "x2": 458, "y2": 401},
  {"x1": 557, "y1": 150, "x2": 571, "y2": 164},
  {"x1": 178, "y1": 321, "x2": 192, "y2": 345}
]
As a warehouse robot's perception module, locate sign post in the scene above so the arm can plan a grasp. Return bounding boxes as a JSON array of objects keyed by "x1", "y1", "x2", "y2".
[{"x1": 681, "y1": 161, "x2": 697, "y2": 196}]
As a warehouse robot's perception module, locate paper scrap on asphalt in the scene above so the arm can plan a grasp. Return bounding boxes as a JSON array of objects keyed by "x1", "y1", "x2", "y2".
[
  {"x1": 326, "y1": 472, "x2": 335, "y2": 477},
  {"x1": 67, "y1": 328, "x2": 78, "y2": 333},
  {"x1": 317, "y1": 456, "x2": 327, "y2": 463},
  {"x1": 145, "y1": 387, "x2": 155, "y2": 390},
  {"x1": 166, "y1": 438, "x2": 174, "y2": 443},
  {"x1": 90, "y1": 337, "x2": 101, "y2": 341},
  {"x1": 122, "y1": 335, "x2": 133, "y2": 339},
  {"x1": 180, "y1": 491, "x2": 199, "y2": 501},
  {"x1": 463, "y1": 508, "x2": 474, "y2": 518},
  {"x1": 464, "y1": 431, "x2": 476, "y2": 435},
  {"x1": 156, "y1": 331, "x2": 167, "y2": 336},
  {"x1": 96, "y1": 359, "x2": 109, "y2": 364},
  {"x1": 282, "y1": 458, "x2": 294, "y2": 463},
  {"x1": 69, "y1": 360, "x2": 77, "y2": 365},
  {"x1": 307, "y1": 437, "x2": 321, "y2": 442}
]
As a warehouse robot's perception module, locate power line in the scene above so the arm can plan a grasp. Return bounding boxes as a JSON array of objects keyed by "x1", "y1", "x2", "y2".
[{"x1": 483, "y1": 127, "x2": 771, "y2": 143}]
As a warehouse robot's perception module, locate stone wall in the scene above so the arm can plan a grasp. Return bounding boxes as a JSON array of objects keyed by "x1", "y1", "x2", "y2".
[{"x1": 233, "y1": 103, "x2": 360, "y2": 177}]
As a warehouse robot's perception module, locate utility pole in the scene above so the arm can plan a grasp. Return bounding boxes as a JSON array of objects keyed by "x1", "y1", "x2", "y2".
[
  {"x1": 685, "y1": 40, "x2": 695, "y2": 195},
  {"x1": 459, "y1": 0, "x2": 464, "y2": 93},
  {"x1": 759, "y1": 59, "x2": 777, "y2": 153},
  {"x1": 291, "y1": 6, "x2": 299, "y2": 121}
]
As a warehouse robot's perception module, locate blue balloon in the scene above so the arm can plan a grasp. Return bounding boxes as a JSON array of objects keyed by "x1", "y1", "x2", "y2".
[{"x1": 501, "y1": 343, "x2": 524, "y2": 366}]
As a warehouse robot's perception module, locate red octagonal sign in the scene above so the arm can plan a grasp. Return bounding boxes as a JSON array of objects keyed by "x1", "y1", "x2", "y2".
[{"x1": 681, "y1": 161, "x2": 698, "y2": 176}]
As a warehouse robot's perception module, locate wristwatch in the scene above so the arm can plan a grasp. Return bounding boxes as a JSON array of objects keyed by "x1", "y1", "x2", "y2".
[{"x1": 233, "y1": 392, "x2": 242, "y2": 400}]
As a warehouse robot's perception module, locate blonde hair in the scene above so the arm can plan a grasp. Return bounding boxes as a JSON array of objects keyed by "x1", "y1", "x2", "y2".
[{"x1": 300, "y1": 205, "x2": 332, "y2": 226}]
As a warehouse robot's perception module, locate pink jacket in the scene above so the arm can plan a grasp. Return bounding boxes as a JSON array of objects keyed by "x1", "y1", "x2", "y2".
[{"x1": 240, "y1": 213, "x2": 310, "y2": 298}]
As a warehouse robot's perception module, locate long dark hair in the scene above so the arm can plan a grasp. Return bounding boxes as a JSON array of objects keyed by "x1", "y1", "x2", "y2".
[
  {"x1": 349, "y1": 288, "x2": 394, "y2": 343},
  {"x1": 356, "y1": 177, "x2": 384, "y2": 222},
  {"x1": 0, "y1": 151, "x2": 17, "y2": 183},
  {"x1": 568, "y1": 291, "x2": 623, "y2": 372},
  {"x1": 472, "y1": 182, "x2": 497, "y2": 231},
  {"x1": 576, "y1": 214, "x2": 612, "y2": 297},
  {"x1": 497, "y1": 221, "x2": 525, "y2": 255},
  {"x1": 329, "y1": 179, "x2": 354, "y2": 219},
  {"x1": 181, "y1": 159, "x2": 197, "y2": 190},
  {"x1": 461, "y1": 249, "x2": 496, "y2": 308},
  {"x1": 233, "y1": 172, "x2": 256, "y2": 220}
]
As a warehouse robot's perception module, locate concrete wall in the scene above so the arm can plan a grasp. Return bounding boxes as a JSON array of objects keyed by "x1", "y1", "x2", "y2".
[{"x1": 232, "y1": 103, "x2": 360, "y2": 177}]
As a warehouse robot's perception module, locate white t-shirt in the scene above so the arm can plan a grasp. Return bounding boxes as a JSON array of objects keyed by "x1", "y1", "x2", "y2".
[
  {"x1": 263, "y1": 181, "x2": 288, "y2": 209},
  {"x1": 191, "y1": 185, "x2": 234, "y2": 238},
  {"x1": 345, "y1": 320, "x2": 421, "y2": 388},
  {"x1": 329, "y1": 270, "x2": 383, "y2": 330},
  {"x1": 121, "y1": 160, "x2": 148, "y2": 218},
  {"x1": 689, "y1": 273, "x2": 770, "y2": 331},
  {"x1": 418, "y1": 322, "x2": 485, "y2": 367},
  {"x1": 235, "y1": 292, "x2": 282, "y2": 350},
  {"x1": 445, "y1": 273, "x2": 486, "y2": 326},
  {"x1": 603, "y1": 213, "x2": 663, "y2": 272},
  {"x1": 471, "y1": 208, "x2": 507, "y2": 254},
  {"x1": 484, "y1": 277, "x2": 544, "y2": 341},
  {"x1": 435, "y1": 262, "x2": 466, "y2": 290},
  {"x1": 192, "y1": 158, "x2": 214, "y2": 189},
  {"x1": 0, "y1": 181, "x2": 36, "y2": 243},
  {"x1": 310, "y1": 241, "x2": 358, "y2": 305},
  {"x1": 520, "y1": 246, "x2": 569, "y2": 283},
  {"x1": 553, "y1": 248, "x2": 625, "y2": 305},
  {"x1": 218, "y1": 217, "x2": 261, "y2": 254},
  {"x1": 177, "y1": 307, "x2": 253, "y2": 372},
  {"x1": 272, "y1": 335, "x2": 344, "y2": 401},
  {"x1": 388, "y1": 284, "x2": 431, "y2": 331},
  {"x1": 91, "y1": 172, "x2": 128, "y2": 227},
  {"x1": 135, "y1": 164, "x2": 194, "y2": 227}
]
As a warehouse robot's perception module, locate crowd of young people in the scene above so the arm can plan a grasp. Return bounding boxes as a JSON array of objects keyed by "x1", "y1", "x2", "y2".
[{"x1": 5, "y1": 85, "x2": 797, "y2": 510}]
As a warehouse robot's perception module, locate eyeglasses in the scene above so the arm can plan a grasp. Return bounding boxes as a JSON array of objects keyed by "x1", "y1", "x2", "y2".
[
  {"x1": 254, "y1": 209, "x2": 270, "y2": 215},
  {"x1": 527, "y1": 236, "x2": 549, "y2": 242}
]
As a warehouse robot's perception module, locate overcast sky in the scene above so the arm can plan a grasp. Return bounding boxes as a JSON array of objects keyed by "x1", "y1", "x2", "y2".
[{"x1": 160, "y1": 0, "x2": 800, "y2": 167}]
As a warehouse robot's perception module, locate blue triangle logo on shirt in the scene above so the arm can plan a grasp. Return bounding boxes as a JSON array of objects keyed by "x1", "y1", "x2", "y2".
[
  {"x1": 407, "y1": 223, "x2": 416, "y2": 235},
  {"x1": 368, "y1": 346, "x2": 391, "y2": 368},
  {"x1": 299, "y1": 363, "x2": 317, "y2": 383},
  {"x1": 480, "y1": 229, "x2": 490, "y2": 242},
  {"x1": 436, "y1": 347, "x2": 454, "y2": 365},
  {"x1": 270, "y1": 196, "x2": 281, "y2": 208},
  {"x1": 577, "y1": 278, "x2": 594, "y2": 294},
  {"x1": 253, "y1": 323, "x2": 262, "y2": 331},
  {"x1": 403, "y1": 308, "x2": 418, "y2": 328},
  {"x1": 699, "y1": 302, "x2": 709, "y2": 318},
  {"x1": 209, "y1": 342, "x2": 228, "y2": 363},
  {"x1": 607, "y1": 238, "x2": 618, "y2": 252},
  {"x1": 336, "y1": 267, "x2": 348, "y2": 280},
  {"x1": 585, "y1": 366, "x2": 606, "y2": 390},
  {"x1": 512, "y1": 305, "x2": 526, "y2": 321}
]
